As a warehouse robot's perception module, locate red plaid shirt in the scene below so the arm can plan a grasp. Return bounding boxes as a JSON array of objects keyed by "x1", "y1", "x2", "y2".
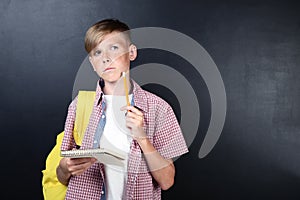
[{"x1": 61, "y1": 80, "x2": 189, "y2": 200}]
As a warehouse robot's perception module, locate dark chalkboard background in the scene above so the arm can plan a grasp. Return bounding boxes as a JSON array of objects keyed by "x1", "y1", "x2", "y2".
[{"x1": 1, "y1": 0, "x2": 299, "y2": 199}]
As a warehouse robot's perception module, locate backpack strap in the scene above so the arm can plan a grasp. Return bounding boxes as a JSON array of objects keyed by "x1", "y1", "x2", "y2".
[
  {"x1": 73, "y1": 90, "x2": 96, "y2": 146},
  {"x1": 42, "y1": 90, "x2": 96, "y2": 200}
]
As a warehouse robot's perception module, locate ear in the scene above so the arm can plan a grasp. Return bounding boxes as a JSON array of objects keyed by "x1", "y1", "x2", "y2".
[
  {"x1": 89, "y1": 56, "x2": 96, "y2": 71},
  {"x1": 129, "y1": 44, "x2": 137, "y2": 61}
]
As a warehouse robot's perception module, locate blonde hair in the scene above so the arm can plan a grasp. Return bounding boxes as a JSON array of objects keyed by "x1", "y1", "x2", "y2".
[{"x1": 84, "y1": 18, "x2": 131, "y2": 54}]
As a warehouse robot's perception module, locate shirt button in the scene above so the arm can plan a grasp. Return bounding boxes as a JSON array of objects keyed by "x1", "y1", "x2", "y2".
[
  {"x1": 94, "y1": 140, "x2": 97, "y2": 144},
  {"x1": 102, "y1": 115, "x2": 105, "y2": 119},
  {"x1": 101, "y1": 191, "x2": 104, "y2": 194}
]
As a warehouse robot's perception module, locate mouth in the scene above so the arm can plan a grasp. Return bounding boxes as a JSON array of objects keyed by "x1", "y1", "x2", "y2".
[{"x1": 102, "y1": 67, "x2": 116, "y2": 73}]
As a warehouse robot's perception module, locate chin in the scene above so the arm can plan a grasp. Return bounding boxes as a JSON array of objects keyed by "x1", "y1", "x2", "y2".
[{"x1": 103, "y1": 76, "x2": 121, "y2": 84}]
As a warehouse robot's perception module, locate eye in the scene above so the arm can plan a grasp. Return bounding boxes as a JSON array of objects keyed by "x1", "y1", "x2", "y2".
[
  {"x1": 94, "y1": 50, "x2": 101, "y2": 56},
  {"x1": 111, "y1": 45, "x2": 118, "y2": 50}
]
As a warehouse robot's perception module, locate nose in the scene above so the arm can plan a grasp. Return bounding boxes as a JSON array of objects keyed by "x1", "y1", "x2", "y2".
[
  {"x1": 102, "y1": 58, "x2": 110, "y2": 64},
  {"x1": 102, "y1": 52, "x2": 111, "y2": 64}
]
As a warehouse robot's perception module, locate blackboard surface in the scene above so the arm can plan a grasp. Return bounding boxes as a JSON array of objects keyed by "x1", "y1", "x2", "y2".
[{"x1": 0, "y1": 0, "x2": 299, "y2": 199}]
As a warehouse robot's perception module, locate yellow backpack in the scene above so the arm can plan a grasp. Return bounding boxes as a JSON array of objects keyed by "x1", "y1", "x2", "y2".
[{"x1": 41, "y1": 91, "x2": 95, "y2": 200}]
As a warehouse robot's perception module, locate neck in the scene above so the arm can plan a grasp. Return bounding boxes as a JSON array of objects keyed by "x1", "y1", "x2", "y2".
[
  {"x1": 102, "y1": 82, "x2": 115, "y2": 95},
  {"x1": 102, "y1": 79, "x2": 132, "y2": 95}
]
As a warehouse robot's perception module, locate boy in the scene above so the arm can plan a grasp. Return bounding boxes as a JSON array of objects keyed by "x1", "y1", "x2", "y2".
[{"x1": 56, "y1": 18, "x2": 188, "y2": 200}]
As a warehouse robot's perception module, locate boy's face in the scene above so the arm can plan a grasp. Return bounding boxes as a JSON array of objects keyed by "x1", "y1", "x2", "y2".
[{"x1": 89, "y1": 31, "x2": 137, "y2": 84}]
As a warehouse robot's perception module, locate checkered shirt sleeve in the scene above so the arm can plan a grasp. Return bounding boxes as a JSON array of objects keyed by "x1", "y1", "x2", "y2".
[{"x1": 61, "y1": 96, "x2": 78, "y2": 150}]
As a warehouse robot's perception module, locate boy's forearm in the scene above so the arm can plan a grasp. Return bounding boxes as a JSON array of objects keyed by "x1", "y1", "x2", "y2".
[{"x1": 137, "y1": 138, "x2": 175, "y2": 190}]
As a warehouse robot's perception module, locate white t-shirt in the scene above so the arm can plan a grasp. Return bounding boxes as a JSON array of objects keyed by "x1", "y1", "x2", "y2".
[{"x1": 100, "y1": 94, "x2": 133, "y2": 200}]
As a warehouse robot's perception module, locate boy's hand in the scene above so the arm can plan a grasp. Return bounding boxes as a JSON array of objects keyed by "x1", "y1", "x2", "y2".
[
  {"x1": 60, "y1": 157, "x2": 97, "y2": 177},
  {"x1": 121, "y1": 105, "x2": 146, "y2": 140}
]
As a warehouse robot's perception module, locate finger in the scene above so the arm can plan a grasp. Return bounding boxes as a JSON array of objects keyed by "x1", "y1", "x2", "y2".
[
  {"x1": 126, "y1": 111, "x2": 144, "y2": 120},
  {"x1": 125, "y1": 121, "x2": 144, "y2": 132},
  {"x1": 120, "y1": 105, "x2": 128, "y2": 111},
  {"x1": 121, "y1": 106, "x2": 131, "y2": 117},
  {"x1": 69, "y1": 160, "x2": 95, "y2": 174},
  {"x1": 71, "y1": 168, "x2": 87, "y2": 176},
  {"x1": 130, "y1": 106, "x2": 143, "y2": 116},
  {"x1": 69, "y1": 157, "x2": 95, "y2": 165},
  {"x1": 126, "y1": 116, "x2": 143, "y2": 125},
  {"x1": 120, "y1": 105, "x2": 130, "y2": 112},
  {"x1": 121, "y1": 106, "x2": 143, "y2": 116}
]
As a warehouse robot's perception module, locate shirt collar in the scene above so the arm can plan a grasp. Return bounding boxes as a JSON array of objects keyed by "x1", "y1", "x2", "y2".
[
  {"x1": 131, "y1": 80, "x2": 148, "y2": 113},
  {"x1": 95, "y1": 79, "x2": 148, "y2": 113}
]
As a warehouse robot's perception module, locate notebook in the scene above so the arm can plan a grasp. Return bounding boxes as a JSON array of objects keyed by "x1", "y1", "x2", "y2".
[{"x1": 61, "y1": 148, "x2": 126, "y2": 167}]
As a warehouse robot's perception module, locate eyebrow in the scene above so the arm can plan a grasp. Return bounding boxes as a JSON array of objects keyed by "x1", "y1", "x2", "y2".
[{"x1": 97, "y1": 41, "x2": 122, "y2": 49}]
